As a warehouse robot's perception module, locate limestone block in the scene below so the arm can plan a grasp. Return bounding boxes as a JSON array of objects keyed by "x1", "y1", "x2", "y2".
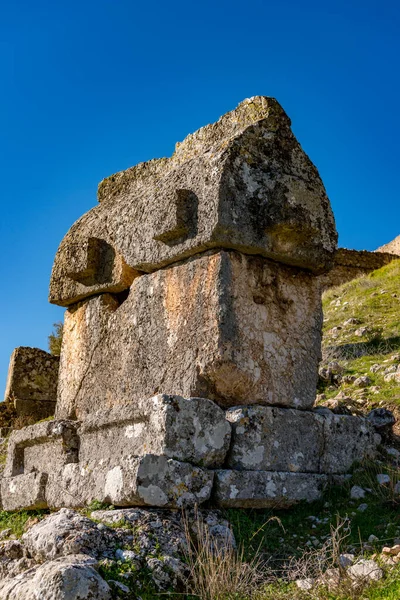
[
  {"x1": 56, "y1": 251, "x2": 323, "y2": 418},
  {"x1": 50, "y1": 96, "x2": 337, "y2": 306},
  {"x1": 213, "y1": 470, "x2": 328, "y2": 508},
  {"x1": 78, "y1": 396, "x2": 231, "y2": 468},
  {"x1": 3, "y1": 420, "x2": 79, "y2": 479},
  {"x1": 49, "y1": 236, "x2": 139, "y2": 306},
  {"x1": 226, "y1": 406, "x2": 324, "y2": 472},
  {"x1": 1, "y1": 472, "x2": 48, "y2": 511},
  {"x1": 47, "y1": 455, "x2": 214, "y2": 509},
  {"x1": 320, "y1": 414, "x2": 379, "y2": 474},
  {"x1": 4, "y1": 347, "x2": 59, "y2": 407}
]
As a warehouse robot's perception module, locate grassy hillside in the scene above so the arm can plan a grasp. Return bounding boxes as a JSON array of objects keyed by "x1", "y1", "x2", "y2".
[{"x1": 319, "y1": 259, "x2": 400, "y2": 420}]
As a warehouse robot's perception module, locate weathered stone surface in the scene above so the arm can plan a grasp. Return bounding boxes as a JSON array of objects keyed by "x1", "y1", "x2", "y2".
[
  {"x1": 367, "y1": 408, "x2": 396, "y2": 434},
  {"x1": 318, "y1": 248, "x2": 399, "y2": 290},
  {"x1": 0, "y1": 508, "x2": 234, "y2": 595},
  {"x1": 3, "y1": 420, "x2": 79, "y2": 478},
  {"x1": 348, "y1": 558, "x2": 384, "y2": 582},
  {"x1": 22, "y1": 509, "x2": 113, "y2": 561},
  {"x1": 4, "y1": 347, "x2": 59, "y2": 420},
  {"x1": 50, "y1": 96, "x2": 337, "y2": 306},
  {"x1": 56, "y1": 251, "x2": 323, "y2": 417},
  {"x1": 226, "y1": 405, "x2": 324, "y2": 472},
  {"x1": 47, "y1": 455, "x2": 214, "y2": 509},
  {"x1": 213, "y1": 470, "x2": 328, "y2": 508},
  {"x1": 0, "y1": 555, "x2": 111, "y2": 600},
  {"x1": 1, "y1": 472, "x2": 48, "y2": 511},
  {"x1": 78, "y1": 395, "x2": 231, "y2": 468},
  {"x1": 320, "y1": 413, "x2": 378, "y2": 474}
]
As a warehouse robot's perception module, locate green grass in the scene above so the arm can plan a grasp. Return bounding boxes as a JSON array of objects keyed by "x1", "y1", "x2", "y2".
[
  {"x1": 323, "y1": 259, "x2": 400, "y2": 341},
  {"x1": 255, "y1": 566, "x2": 400, "y2": 600},
  {"x1": 320, "y1": 259, "x2": 400, "y2": 409},
  {"x1": 0, "y1": 509, "x2": 49, "y2": 538}
]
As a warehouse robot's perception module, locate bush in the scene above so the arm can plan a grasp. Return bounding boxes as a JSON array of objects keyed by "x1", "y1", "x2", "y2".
[{"x1": 48, "y1": 321, "x2": 63, "y2": 356}]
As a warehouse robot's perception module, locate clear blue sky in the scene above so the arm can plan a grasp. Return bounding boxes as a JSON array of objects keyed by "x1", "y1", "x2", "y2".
[{"x1": 0, "y1": 0, "x2": 399, "y2": 394}]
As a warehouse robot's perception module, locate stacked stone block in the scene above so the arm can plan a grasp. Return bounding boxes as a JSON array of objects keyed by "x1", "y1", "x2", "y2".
[
  {"x1": 4, "y1": 347, "x2": 59, "y2": 421},
  {"x1": 0, "y1": 96, "x2": 380, "y2": 511}
]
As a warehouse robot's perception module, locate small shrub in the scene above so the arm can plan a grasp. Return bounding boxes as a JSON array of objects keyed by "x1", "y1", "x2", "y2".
[{"x1": 48, "y1": 321, "x2": 63, "y2": 356}]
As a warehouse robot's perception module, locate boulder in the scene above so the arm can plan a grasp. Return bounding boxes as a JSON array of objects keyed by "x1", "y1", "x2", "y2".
[
  {"x1": 348, "y1": 559, "x2": 383, "y2": 581},
  {"x1": 22, "y1": 509, "x2": 113, "y2": 561},
  {"x1": 367, "y1": 408, "x2": 396, "y2": 435},
  {"x1": 0, "y1": 555, "x2": 111, "y2": 600}
]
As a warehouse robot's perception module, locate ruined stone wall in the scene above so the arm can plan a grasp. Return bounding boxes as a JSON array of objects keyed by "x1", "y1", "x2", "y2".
[
  {"x1": 319, "y1": 248, "x2": 399, "y2": 290},
  {"x1": 4, "y1": 347, "x2": 59, "y2": 422}
]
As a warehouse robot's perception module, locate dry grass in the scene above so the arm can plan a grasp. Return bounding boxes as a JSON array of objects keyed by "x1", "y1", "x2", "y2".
[
  {"x1": 182, "y1": 514, "x2": 390, "y2": 600},
  {"x1": 183, "y1": 513, "x2": 266, "y2": 600}
]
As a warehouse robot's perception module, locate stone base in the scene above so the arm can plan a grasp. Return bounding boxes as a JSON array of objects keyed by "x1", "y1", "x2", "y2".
[
  {"x1": 213, "y1": 470, "x2": 328, "y2": 508},
  {"x1": 0, "y1": 397, "x2": 380, "y2": 511},
  {"x1": 47, "y1": 456, "x2": 214, "y2": 509},
  {"x1": 226, "y1": 406, "x2": 378, "y2": 474},
  {"x1": 1, "y1": 472, "x2": 48, "y2": 511}
]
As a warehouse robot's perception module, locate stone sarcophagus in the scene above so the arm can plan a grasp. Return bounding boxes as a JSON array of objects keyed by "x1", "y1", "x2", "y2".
[{"x1": 1, "y1": 97, "x2": 379, "y2": 511}]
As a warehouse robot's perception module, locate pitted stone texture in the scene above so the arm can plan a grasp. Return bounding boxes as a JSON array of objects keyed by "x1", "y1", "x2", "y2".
[
  {"x1": 78, "y1": 395, "x2": 231, "y2": 468},
  {"x1": 4, "y1": 347, "x2": 59, "y2": 420},
  {"x1": 47, "y1": 455, "x2": 214, "y2": 509},
  {"x1": 22, "y1": 509, "x2": 113, "y2": 561},
  {"x1": 56, "y1": 251, "x2": 323, "y2": 418},
  {"x1": 321, "y1": 414, "x2": 379, "y2": 474},
  {"x1": 3, "y1": 420, "x2": 79, "y2": 478},
  {"x1": 50, "y1": 96, "x2": 337, "y2": 306},
  {"x1": 1, "y1": 472, "x2": 48, "y2": 511},
  {"x1": 213, "y1": 470, "x2": 328, "y2": 508},
  {"x1": 0, "y1": 555, "x2": 111, "y2": 600},
  {"x1": 49, "y1": 236, "x2": 139, "y2": 306},
  {"x1": 226, "y1": 405, "x2": 324, "y2": 472}
]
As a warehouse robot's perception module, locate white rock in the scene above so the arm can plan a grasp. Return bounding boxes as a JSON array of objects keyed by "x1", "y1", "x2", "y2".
[
  {"x1": 387, "y1": 448, "x2": 400, "y2": 459},
  {"x1": 115, "y1": 549, "x2": 138, "y2": 562},
  {"x1": 348, "y1": 559, "x2": 383, "y2": 581},
  {"x1": 376, "y1": 474, "x2": 391, "y2": 485},
  {"x1": 339, "y1": 553, "x2": 355, "y2": 568},
  {"x1": 0, "y1": 555, "x2": 111, "y2": 599},
  {"x1": 350, "y1": 485, "x2": 366, "y2": 499},
  {"x1": 22, "y1": 509, "x2": 110, "y2": 561},
  {"x1": 357, "y1": 503, "x2": 368, "y2": 512},
  {"x1": 353, "y1": 376, "x2": 371, "y2": 388},
  {"x1": 295, "y1": 578, "x2": 314, "y2": 590}
]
